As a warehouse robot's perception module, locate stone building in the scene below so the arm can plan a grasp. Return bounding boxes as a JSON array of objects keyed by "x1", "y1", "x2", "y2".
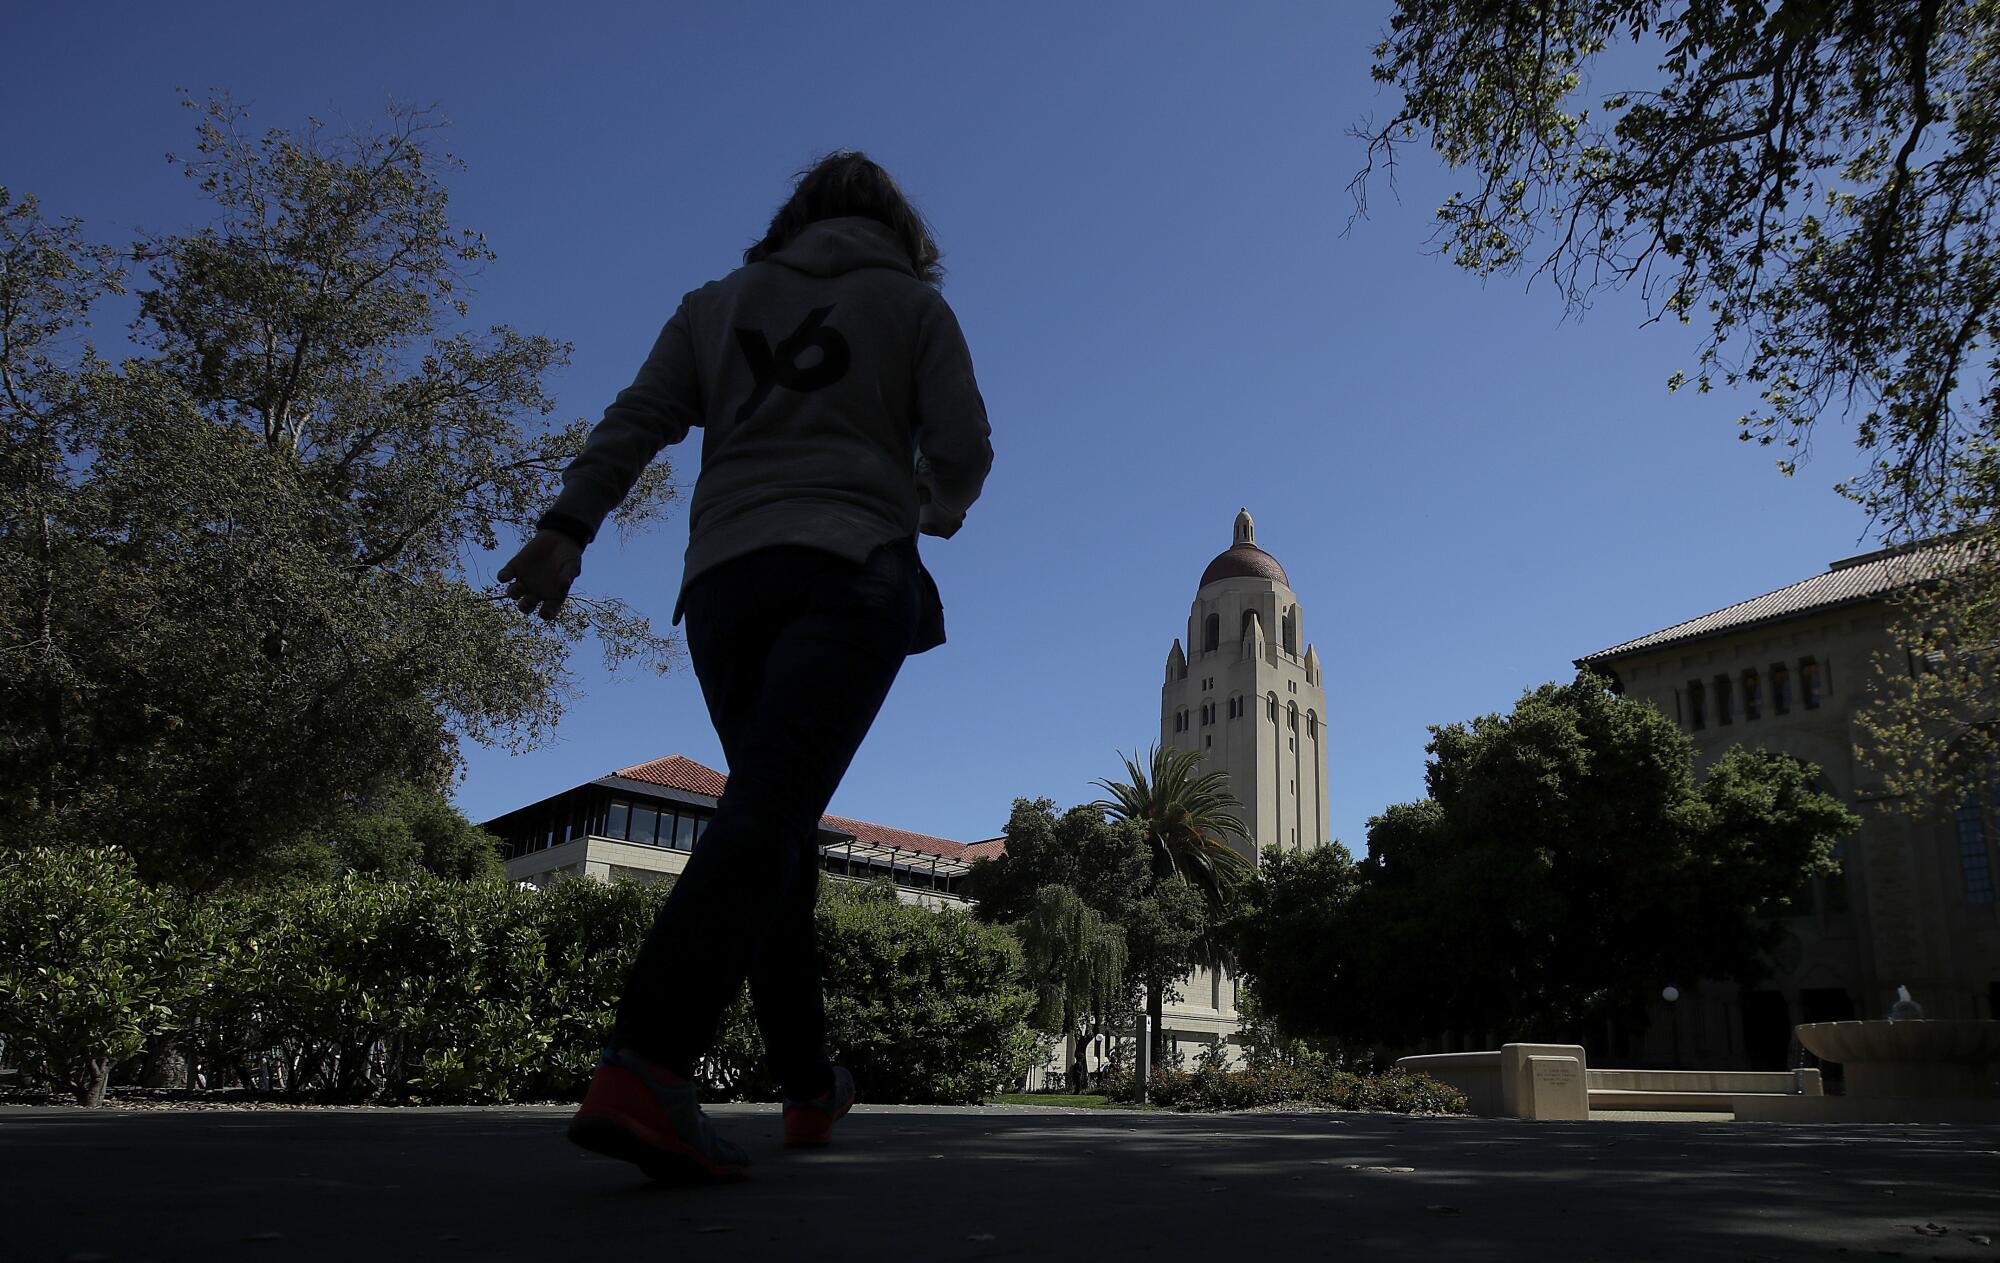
[
  {"x1": 1162, "y1": 508, "x2": 1330, "y2": 860},
  {"x1": 485, "y1": 754, "x2": 989, "y2": 913},
  {"x1": 1141, "y1": 510, "x2": 1332, "y2": 1067},
  {"x1": 1576, "y1": 542, "x2": 2000, "y2": 1070}
]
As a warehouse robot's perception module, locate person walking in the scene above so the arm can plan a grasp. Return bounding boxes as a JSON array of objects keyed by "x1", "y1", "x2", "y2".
[{"x1": 498, "y1": 152, "x2": 991, "y2": 1182}]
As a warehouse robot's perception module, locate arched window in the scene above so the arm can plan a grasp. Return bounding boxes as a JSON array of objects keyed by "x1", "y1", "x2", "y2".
[
  {"x1": 1770, "y1": 663, "x2": 1792, "y2": 714},
  {"x1": 1240, "y1": 609, "x2": 1257, "y2": 642},
  {"x1": 1800, "y1": 656, "x2": 1822, "y2": 708},
  {"x1": 1267, "y1": 693, "x2": 1278, "y2": 722},
  {"x1": 1202, "y1": 613, "x2": 1219, "y2": 654},
  {"x1": 1687, "y1": 679, "x2": 1707, "y2": 730},
  {"x1": 1281, "y1": 606, "x2": 1297, "y2": 656},
  {"x1": 1307, "y1": 710, "x2": 1318, "y2": 738},
  {"x1": 1287, "y1": 701, "x2": 1298, "y2": 731},
  {"x1": 1742, "y1": 668, "x2": 1762, "y2": 720}
]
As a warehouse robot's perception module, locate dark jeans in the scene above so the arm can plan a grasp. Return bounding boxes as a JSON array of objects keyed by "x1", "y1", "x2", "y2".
[{"x1": 610, "y1": 540, "x2": 919, "y2": 1097}]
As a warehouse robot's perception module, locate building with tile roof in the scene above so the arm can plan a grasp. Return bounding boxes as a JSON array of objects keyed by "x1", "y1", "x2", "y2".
[
  {"x1": 1574, "y1": 538, "x2": 1998, "y2": 1071},
  {"x1": 484, "y1": 753, "x2": 999, "y2": 910}
]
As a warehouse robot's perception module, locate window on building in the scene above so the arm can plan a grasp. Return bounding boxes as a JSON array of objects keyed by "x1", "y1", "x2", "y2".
[
  {"x1": 605, "y1": 800, "x2": 630, "y2": 841},
  {"x1": 1287, "y1": 702, "x2": 1298, "y2": 731},
  {"x1": 1307, "y1": 710, "x2": 1318, "y2": 738},
  {"x1": 1800, "y1": 657, "x2": 1823, "y2": 709},
  {"x1": 1715, "y1": 674, "x2": 1734, "y2": 725},
  {"x1": 1742, "y1": 669, "x2": 1762, "y2": 721},
  {"x1": 1687, "y1": 679, "x2": 1707, "y2": 730},
  {"x1": 1771, "y1": 662, "x2": 1792, "y2": 714},
  {"x1": 628, "y1": 806, "x2": 659, "y2": 846},
  {"x1": 1203, "y1": 613, "x2": 1219, "y2": 653},
  {"x1": 1268, "y1": 694, "x2": 1278, "y2": 722},
  {"x1": 1281, "y1": 607, "x2": 1297, "y2": 656},
  {"x1": 1956, "y1": 795, "x2": 1996, "y2": 906},
  {"x1": 1240, "y1": 610, "x2": 1257, "y2": 642},
  {"x1": 670, "y1": 812, "x2": 699, "y2": 849}
]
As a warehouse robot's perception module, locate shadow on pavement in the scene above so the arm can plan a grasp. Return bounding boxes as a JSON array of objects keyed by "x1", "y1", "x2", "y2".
[{"x1": 3, "y1": 1105, "x2": 1996, "y2": 1261}]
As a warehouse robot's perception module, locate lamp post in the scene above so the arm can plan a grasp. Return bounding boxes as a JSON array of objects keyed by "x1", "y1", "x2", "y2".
[{"x1": 1662, "y1": 985, "x2": 1682, "y2": 1070}]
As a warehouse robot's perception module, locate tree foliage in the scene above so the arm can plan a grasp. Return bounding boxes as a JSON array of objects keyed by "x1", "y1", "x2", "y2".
[
  {"x1": 0, "y1": 100, "x2": 675, "y2": 889},
  {"x1": 1358, "y1": 1, "x2": 2000, "y2": 805},
  {"x1": 1016, "y1": 884, "x2": 1128, "y2": 1050},
  {"x1": 1094, "y1": 743, "x2": 1255, "y2": 907},
  {"x1": 1230, "y1": 677, "x2": 1858, "y2": 1047},
  {"x1": 324, "y1": 783, "x2": 506, "y2": 882}
]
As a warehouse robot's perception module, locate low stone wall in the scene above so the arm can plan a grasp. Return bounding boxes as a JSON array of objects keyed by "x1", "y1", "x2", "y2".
[
  {"x1": 1396, "y1": 1050, "x2": 1828, "y2": 1118},
  {"x1": 1396, "y1": 1044, "x2": 1588, "y2": 1120}
]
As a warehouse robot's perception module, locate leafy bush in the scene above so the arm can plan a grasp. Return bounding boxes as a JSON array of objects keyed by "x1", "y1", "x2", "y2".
[
  {"x1": 1112, "y1": 1063, "x2": 1466, "y2": 1115},
  {"x1": 704, "y1": 882, "x2": 1040, "y2": 1105},
  {"x1": 0, "y1": 848, "x2": 177, "y2": 1104},
  {"x1": 0, "y1": 860, "x2": 1039, "y2": 1106}
]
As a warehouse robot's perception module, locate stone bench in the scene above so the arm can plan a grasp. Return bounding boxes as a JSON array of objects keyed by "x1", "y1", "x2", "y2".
[
  {"x1": 1585, "y1": 1067, "x2": 1821, "y2": 1112},
  {"x1": 1396, "y1": 1044, "x2": 1588, "y2": 1120},
  {"x1": 1396, "y1": 1048, "x2": 1823, "y2": 1118}
]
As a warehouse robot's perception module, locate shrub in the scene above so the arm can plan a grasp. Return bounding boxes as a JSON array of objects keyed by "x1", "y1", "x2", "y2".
[
  {"x1": 704, "y1": 883, "x2": 1040, "y2": 1104},
  {"x1": 1117, "y1": 1062, "x2": 1467, "y2": 1115},
  {"x1": 0, "y1": 848, "x2": 177, "y2": 1104},
  {"x1": 0, "y1": 858, "x2": 1041, "y2": 1106}
]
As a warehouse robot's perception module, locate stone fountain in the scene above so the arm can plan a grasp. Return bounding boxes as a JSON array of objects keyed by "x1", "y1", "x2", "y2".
[{"x1": 1746, "y1": 986, "x2": 2000, "y2": 1123}]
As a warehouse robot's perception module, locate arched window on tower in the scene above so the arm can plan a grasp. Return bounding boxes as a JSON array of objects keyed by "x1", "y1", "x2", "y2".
[
  {"x1": 1287, "y1": 701, "x2": 1298, "y2": 731},
  {"x1": 1202, "y1": 613, "x2": 1219, "y2": 654},
  {"x1": 1281, "y1": 606, "x2": 1297, "y2": 656},
  {"x1": 1307, "y1": 710, "x2": 1317, "y2": 738},
  {"x1": 1267, "y1": 693, "x2": 1278, "y2": 722},
  {"x1": 1240, "y1": 609, "x2": 1257, "y2": 642}
]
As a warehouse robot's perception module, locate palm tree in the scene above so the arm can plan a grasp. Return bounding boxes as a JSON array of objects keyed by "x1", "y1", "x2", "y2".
[
  {"x1": 1094, "y1": 744, "x2": 1254, "y2": 904},
  {"x1": 1092, "y1": 744, "x2": 1254, "y2": 1074}
]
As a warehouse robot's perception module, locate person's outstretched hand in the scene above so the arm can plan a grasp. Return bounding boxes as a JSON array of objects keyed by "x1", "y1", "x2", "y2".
[{"x1": 498, "y1": 529, "x2": 583, "y2": 620}]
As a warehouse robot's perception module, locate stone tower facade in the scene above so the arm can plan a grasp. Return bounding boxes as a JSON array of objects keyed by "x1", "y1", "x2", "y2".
[{"x1": 1161, "y1": 509, "x2": 1330, "y2": 859}]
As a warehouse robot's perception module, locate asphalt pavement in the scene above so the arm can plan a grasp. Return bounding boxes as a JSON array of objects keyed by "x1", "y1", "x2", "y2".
[{"x1": 4, "y1": 1103, "x2": 1997, "y2": 1262}]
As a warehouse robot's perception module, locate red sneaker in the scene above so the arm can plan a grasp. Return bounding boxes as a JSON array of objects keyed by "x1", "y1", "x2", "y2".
[
  {"x1": 782, "y1": 1066, "x2": 856, "y2": 1148},
  {"x1": 567, "y1": 1048, "x2": 750, "y2": 1182}
]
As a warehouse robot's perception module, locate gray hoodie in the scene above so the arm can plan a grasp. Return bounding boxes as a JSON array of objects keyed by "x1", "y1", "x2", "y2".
[{"x1": 541, "y1": 217, "x2": 992, "y2": 619}]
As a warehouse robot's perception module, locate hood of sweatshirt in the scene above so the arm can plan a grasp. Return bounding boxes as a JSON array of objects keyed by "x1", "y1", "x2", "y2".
[{"x1": 766, "y1": 216, "x2": 916, "y2": 279}]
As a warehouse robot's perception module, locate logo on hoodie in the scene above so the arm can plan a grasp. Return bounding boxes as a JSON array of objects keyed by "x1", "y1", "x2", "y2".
[{"x1": 734, "y1": 305, "x2": 851, "y2": 422}]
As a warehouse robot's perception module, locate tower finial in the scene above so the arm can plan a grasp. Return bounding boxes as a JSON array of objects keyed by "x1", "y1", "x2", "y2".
[{"x1": 1234, "y1": 507, "x2": 1255, "y2": 546}]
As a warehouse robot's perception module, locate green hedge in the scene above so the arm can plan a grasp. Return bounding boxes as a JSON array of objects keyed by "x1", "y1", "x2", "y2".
[
  {"x1": 0, "y1": 849, "x2": 1036, "y2": 1105},
  {"x1": 1111, "y1": 1064, "x2": 1469, "y2": 1114}
]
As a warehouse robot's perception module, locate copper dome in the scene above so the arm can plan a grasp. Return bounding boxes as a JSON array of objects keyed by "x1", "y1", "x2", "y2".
[{"x1": 1197, "y1": 508, "x2": 1289, "y2": 588}]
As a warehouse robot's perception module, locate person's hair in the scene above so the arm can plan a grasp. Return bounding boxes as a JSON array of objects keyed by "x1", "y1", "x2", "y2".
[{"x1": 745, "y1": 151, "x2": 943, "y2": 285}]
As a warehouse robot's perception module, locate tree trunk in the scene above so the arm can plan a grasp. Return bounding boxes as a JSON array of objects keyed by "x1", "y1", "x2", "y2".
[
  {"x1": 1148, "y1": 980, "x2": 1165, "y2": 1071},
  {"x1": 137, "y1": 1035, "x2": 181, "y2": 1088},
  {"x1": 73, "y1": 1055, "x2": 110, "y2": 1107}
]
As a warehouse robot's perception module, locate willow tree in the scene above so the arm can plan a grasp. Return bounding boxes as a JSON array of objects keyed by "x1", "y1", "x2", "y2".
[
  {"x1": 0, "y1": 100, "x2": 673, "y2": 889},
  {"x1": 1016, "y1": 884, "x2": 1128, "y2": 1088},
  {"x1": 1355, "y1": 1, "x2": 2000, "y2": 809}
]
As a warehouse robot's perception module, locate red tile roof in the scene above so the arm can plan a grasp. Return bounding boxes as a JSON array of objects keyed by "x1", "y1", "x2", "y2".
[
  {"x1": 612, "y1": 754, "x2": 993, "y2": 862},
  {"x1": 821, "y1": 812, "x2": 972, "y2": 860},
  {"x1": 959, "y1": 837, "x2": 1008, "y2": 862},
  {"x1": 615, "y1": 754, "x2": 729, "y2": 799}
]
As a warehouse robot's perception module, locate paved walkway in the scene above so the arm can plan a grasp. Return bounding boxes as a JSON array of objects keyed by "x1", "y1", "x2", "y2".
[{"x1": 5, "y1": 1103, "x2": 1997, "y2": 1261}]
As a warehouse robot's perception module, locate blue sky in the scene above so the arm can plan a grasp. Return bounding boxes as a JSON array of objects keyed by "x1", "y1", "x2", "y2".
[{"x1": 8, "y1": 1, "x2": 1877, "y2": 850}]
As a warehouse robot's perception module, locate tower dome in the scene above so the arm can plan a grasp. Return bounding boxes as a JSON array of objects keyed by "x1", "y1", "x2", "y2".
[{"x1": 1198, "y1": 508, "x2": 1290, "y2": 588}]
